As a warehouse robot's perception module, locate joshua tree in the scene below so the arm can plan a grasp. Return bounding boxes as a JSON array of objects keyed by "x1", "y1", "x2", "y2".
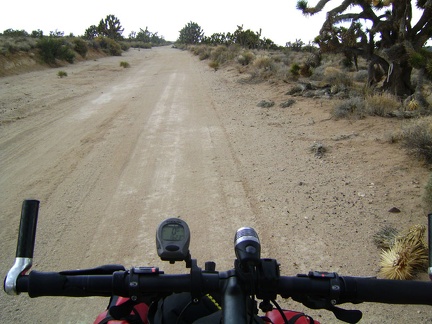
[{"x1": 297, "y1": 0, "x2": 432, "y2": 101}]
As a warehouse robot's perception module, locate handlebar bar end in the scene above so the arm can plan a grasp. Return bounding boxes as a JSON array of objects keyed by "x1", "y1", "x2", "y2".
[{"x1": 4, "y1": 257, "x2": 32, "y2": 295}]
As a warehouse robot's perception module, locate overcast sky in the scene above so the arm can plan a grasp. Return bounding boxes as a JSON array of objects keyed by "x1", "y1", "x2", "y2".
[
  {"x1": 1, "y1": 1, "x2": 428, "y2": 46},
  {"x1": 1, "y1": 0, "x2": 328, "y2": 46}
]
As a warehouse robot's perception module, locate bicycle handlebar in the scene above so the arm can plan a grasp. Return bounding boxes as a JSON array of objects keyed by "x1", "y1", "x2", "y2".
[
  {"x1": 14, "y1": 267, "x2": 432, "y2": 305},
  {"x1": 4, "y1": 200, "x2": 432, "y2": 323}
]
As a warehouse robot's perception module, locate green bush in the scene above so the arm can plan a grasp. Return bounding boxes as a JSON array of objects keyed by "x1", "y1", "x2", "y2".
[
  {"x1": 37, "y1": 37, "x2": 75, "y2": 64},
  {"x1": 57, "y1": 70, "x2": 68, "y2": 77},
  {"x1": 94, "y1": 37, "x2": 122, "y2": 56},
  {"x1": 73, "y1": 38, "x2": 88, "y2": 58},
  {"x1": 290, "y1": 63, "x2": 300, "y2": 76},
  {"x1": 120, "y1": 61, "x2": 130, "y2": 68}
]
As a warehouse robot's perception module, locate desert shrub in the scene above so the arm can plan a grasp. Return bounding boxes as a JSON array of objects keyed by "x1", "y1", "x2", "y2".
[
  {"x1": 365, "y1": 92, "x2": 401, "y2": 116},
  {"x1": 275, "y1": 64, "x2": 295, "y2": 82},
  {"x1": 253, "y1": 55, "x2": 272, "y2": 70},
  {"x1": 120, "y1": 61, "x2": 130, "y2": 68},
  {"x1": 208, "y1": 60, "x2": 219, "y2": 71},
  {"x1": 323, "y1": 66, "x2": 352, "y2": 88},
  {"x1": 94, "y1": 37, "x2": 122, "y2": 56},
  {"x1": 290, "y1": 63, "x2": 300, "y2": 77},
  {"x1": 237, "y1": 51, "x2": 255, "y2": 65},
  {"x1": 300, "y1": 63, "x2": 312, "y2": 77},
  {"x1": 57, "y1": 70, "x2": 67, "y2": 78},
  {"x1": 354, "y1": 70, "x2": 369, "y2": 82},
  {"x1": 119, "y1": 42, "x2": 130, "y2": 51},
  {"x1": 257, "y1": 100, "x2": 274, "y2": 108},
  {"x1": 190, "y1": 45, "x2": 205, "y2": 56},
  {"x1": 332, "y1": 97, "x2": 366, "y2": 119},
  {"x1": 401, "y1": 117, "x2": 432, "y2": 164},
  {"x1": 190, "y1": 45, "x2": 210, "y2": 60},
  {"x1": 424, "y1": 173, "x2": 432, "y2": 212},
  {"x1": 37, "y1": 37, "x2": 75, "y2": 64},
  {"x1": 73, "y1": 38, "x2": 88, "y2": 57},
  {"x1": 0, "y1": 36, "x2": 37, "y2": 54},
  {"x1": 305, "y1": 53, "x2": 321, "y2": 68},
  {"x1": 211, "y1": 45, "x2": 232, "y2": 64}
]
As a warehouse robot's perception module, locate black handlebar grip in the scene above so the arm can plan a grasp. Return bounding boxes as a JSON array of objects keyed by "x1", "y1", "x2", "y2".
[{"x1": 16, "y1": 199, "x2": 40, "y2": 258}]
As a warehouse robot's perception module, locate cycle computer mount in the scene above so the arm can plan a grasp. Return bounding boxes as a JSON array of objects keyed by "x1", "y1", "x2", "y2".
[{"x1": 156, "y1": 218, "x2": 191, "y2": 263}]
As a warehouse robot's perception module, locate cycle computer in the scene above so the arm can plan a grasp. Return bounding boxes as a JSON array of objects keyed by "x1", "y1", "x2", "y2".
[{"x1": 156, "y1": 218, "x2": 190, "y2": 262}]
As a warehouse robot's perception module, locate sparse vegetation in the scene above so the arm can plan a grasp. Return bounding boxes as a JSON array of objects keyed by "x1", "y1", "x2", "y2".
[
  {"x1": 120, "y1": 61, "x2": 130, "y2": 68},
  {"x1": 378, "y1": 225, "x2": 428, "y2": 280},
  {"x1": 373, "y1": 226, "x2": 398, "y2": 250},
  {"x1": 400, "y1": 117, "x2": 432, "y2": 165},
  {"x1": 73, "y1": 38, "x2": 88, "y2": 58},
  {"x1": 365, "y1": 92, "x2": 401, "y2": 117},
  {"x1": 332, "y1": 97, "x2": 366, "y2": 119},
  {"x1": 323, "y1": 66, "x2": 352, "y2": 89},
  {"x1": 57, "y1": 70, "x2": 67, "y2": 78},
  {"x1": 93, "y1": 36, "x2": 122, "y2": 56},
  {"x1": 208, "y1": 60, "x2": 219, "y2": 71},
  {"x1": 37, "y1": 37, "x2": 75, "y2": 64},
  {"x1": 237, "y1": 51, "x2": 254, "y2": 66}
]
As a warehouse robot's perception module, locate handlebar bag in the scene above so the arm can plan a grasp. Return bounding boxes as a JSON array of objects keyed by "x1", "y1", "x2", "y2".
[
  {"x1": 264, "y1": 309, "x2": 319, "y2": 324},
  {"x1": 148, "y1": 292, "x2": 223, "y2": 324},
  {"x1": 94, "y1": 295, "x2": 149, "y2": 324}
]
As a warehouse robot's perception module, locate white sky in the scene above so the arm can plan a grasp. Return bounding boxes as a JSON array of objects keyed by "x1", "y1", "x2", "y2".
[
  {"x1": 1, "y1": 0, "x2": 327, "y2": 46},
  {"x1": 1, "y1": 1, "x2": 428, "y2": 46}
]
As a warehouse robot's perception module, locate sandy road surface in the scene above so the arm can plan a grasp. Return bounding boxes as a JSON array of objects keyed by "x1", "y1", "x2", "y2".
[{"x1": 1, "y1": 46, "x2": 432, "y2": 323}]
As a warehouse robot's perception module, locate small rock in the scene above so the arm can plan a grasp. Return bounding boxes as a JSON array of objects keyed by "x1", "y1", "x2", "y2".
[{"x1": 388, "y1": 207, "x2": 401, "y2": 213}]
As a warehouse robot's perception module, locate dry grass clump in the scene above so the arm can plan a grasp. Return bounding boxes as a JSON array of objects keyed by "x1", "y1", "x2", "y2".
[
  {"x1": 210, "y1": 45, "x2": 240, "y2": 65},
  {"x1": 373, "y1": 226, "x2": 399, "y2": 249},
  {"x1": 378, "y1": 225, "x2": 428, "y2": 280},
  {"x1": 400, "y1": 116, "x2": 432, "y2": 164},
  {"x1": 208, "y1": 60, "x2": 219, "y2": 71},
  {"x1": 323, "y1": 66, "x2": 353, "y2": 88},
  {"x1": 190, "y1": 45, "x2": 211, "y2": 60},
  {"x1": 365, "y1": 92, "x2": 401, "y2": 116},
  {"x1": 237, "y1": 51, "x2": 255, "y2": 66},
  {"x1": 331, "y1": 97, "x2": 366, "y2": 119},
  {"x1": 309, "y1": 142, "x2": 326, "y2": 158},
  {"x1": 253, "y1": 55, "x2": 273, "y2": 70}
]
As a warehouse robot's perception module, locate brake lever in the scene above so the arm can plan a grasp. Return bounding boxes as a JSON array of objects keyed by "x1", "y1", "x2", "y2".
[{"x1": 329, "y1": 306, "x2": 362, "y2": 323}]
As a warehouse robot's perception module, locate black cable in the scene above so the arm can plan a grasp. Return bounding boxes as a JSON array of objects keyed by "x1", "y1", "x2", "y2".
[
  {"x1": 271, "y1": 299, "x2": 289, "y2": 324},
  {"x1": 175, "y1": 300, "x2": 193, "y2": 324}
]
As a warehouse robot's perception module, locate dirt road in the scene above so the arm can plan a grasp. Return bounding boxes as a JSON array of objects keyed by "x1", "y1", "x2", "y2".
[{"x1": 1, "y1": 46, "x2": 431, "y2": 323}]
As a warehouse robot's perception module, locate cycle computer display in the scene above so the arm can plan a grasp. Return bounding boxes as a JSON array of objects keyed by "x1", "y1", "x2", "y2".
[{"x1": 156, "y1": 218, "x2": 190, "y2": 262}]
